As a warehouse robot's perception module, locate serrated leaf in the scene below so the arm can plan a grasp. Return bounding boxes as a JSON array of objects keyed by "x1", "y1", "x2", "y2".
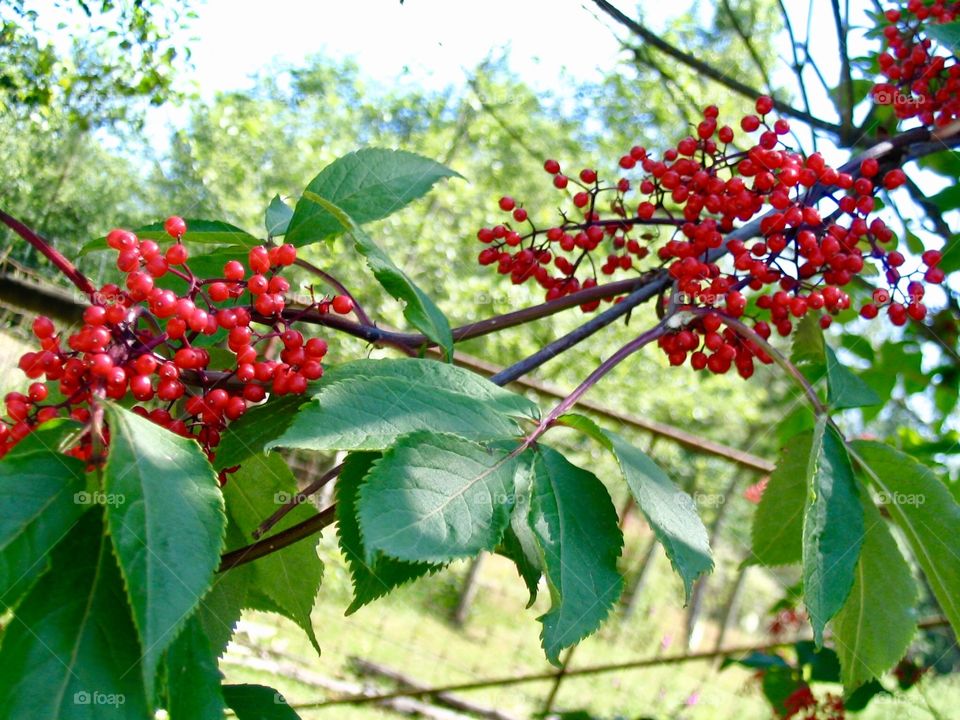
[
  {"x1": 299, "y1": 193, "x2": 454, "y2": 357},
  {"x1": 194, "y1": 568, "x2": 250, "y2": 659},
  {"x1": 802, "y1": 419, "x2": 863, "y2": 646},
  {"x1": 80, "y1": 219, "x2": 259, "y2": 255},
  {"x1": 497, "y1": 453, "x2": 542, "y2": 606},
  {"x1": 265, "y1": 194, "x2": 294, "y2": 237},
  {"x1": 826, "y1": 346, "x2": 881, "y2": 410},
  {"x1": 751, "y1": 432, "x2": 813, "y2": 566},
  {"x1": 103, "y1": 403, "x2": 226, "y2": 695},
  {"x1": 358, "y1": 432, "x2": 518, "y2": 563},
  {"x1": 0, "y1": 510, "x2": 150, "y2": 720},
  {"x1": 286, "y1": 148, "x2": 461, "y2": 246},
  {"x1": 850, "y1": 440, "x2": 960, "y2": 641},
  {"x1": 528, "y1": 445, "x2": 624, "y2": 664},
  {"x1": 214, "y1": 395, "x2": 307, "y2": 470},
  {"x1": 270, "y1": 358, "x2": 536, "y2": 452},
  {"x1": 559, "y1": 414, "x2": 711, "y2": 601},
  {"x1": 222, "y1": 453, "x2": 323, "y2": 654},
  {"x1": 791, "y1": 314, "x2": 826, "y2": 367},
  {"x1": 336, "y1": 452, "x2": 439, "y2": 613},
  {"x1": 222, "y1": 684, "x2": 302, "y2": 719},
  {"x1": 926, "y1": 21, "x2": 960, "y2": 49},
  {"x1": 833, "y1": 491, "x2": 917, "y2": 688},
  {"x1": 164, "y1": 614, "x2": 227, "y2": 719},
  {"x1": 0, "y1": 449, "x2": 87, "y2": 610}
]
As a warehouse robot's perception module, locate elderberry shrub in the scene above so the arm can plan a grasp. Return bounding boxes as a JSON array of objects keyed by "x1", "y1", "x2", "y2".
[
  {"x1": 1, "y1": 218, "x2": 356, "y2": 477},
  {"x1": 476, "y1": 97, "x2": 944, "y2": 379}
]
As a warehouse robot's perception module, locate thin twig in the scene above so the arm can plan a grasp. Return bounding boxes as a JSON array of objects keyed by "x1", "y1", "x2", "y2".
[
  {"x1": 294, "y1": 257, "x2": 372, "y2": 325},
  {"x1": 252, "y1": 462, "x2": 344, "y2": 539}
]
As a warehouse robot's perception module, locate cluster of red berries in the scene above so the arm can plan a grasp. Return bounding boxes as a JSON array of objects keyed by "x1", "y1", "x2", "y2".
[
  {"x1": 476, "y1": 94, "x2": 944, "y2": 376},
  {"x1": 782, "y1": 686, "x2": 845, "y2": 720},
  {"x1": 873, "y1": 2, "x2": 960, "y2": 126},
  {"x1": 0, "y1": 217, "x2": 354, "y2": 472}
]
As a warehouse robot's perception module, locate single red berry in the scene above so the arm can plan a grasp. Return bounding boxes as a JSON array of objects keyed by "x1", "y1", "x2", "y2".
[
  {"x1": 882, "y1": 168, "x2": 906, "y2": 189},
  {"x1": 224, "y1": 260, "x2": 245, "y2": 281},
  {"x1": 499, "y1": 196, "x2": 516, "y2": 211},
  {"x1": 755, "y1": 96, "x2": 774, "y2": 114},
  {"x1": 249, "y1": 246, "x2": 271, "y2": 273},
  {"x1": 332, "y1": 295, "x2": 354, "y2": 314},
  {"x1": 208, "y1": 282, "x2": 229, "y2": 302},
  {"x1": 166, "y1": 244, "x2": 188, "y2": 265},
  {"x1": 32, "y1": 316, "x2": 55, "y2": 339},
  {"x1": 860, "y1": 158, "x2": 880, "y2": 177},
  {"x1": 27, "y1": 382, "x2": 47, "y2": 402},
  {"x1": 164, "y1": 216, "x2": 187, "y2": 239},
  {"x1": 276, "y1": 243, "x2": 297, "y2": 266},
  {"x1": 544, "y1": 159, "x2": 561, "y2": 174}
]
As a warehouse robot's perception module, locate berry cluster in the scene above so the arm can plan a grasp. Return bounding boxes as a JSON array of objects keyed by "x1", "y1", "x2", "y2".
[
  {"x1": 873, "y1": 2, "x2": 960, "y2": 126},
  {"x1": 0, "y1": 217, "x2": 354, "y2": 472},
  {"x1": 782, "y1": 686, "x2": 845, "y2": 720},
  {"x1": 476, "y1": 96, "x2": 944, "y2": 376}
]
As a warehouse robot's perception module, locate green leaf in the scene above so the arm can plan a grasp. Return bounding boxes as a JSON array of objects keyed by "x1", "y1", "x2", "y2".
[
  {"x1": 925, "y1": 21, "x2": 960, "y2": 49},
  {"x1": 833, "y1": 491, "x2": 917, "y2": 688},
  {"x1": 930, "y1": 184, "x2": 960, "y2": 213},
  {"x1": 222, "y1": 684, "x2": 303, "y2": 719},
  {"x1": 81, "y1": 219, "x2": 259, "y2": 255},
  {"x1": 270, "y1": 358, "x2": 537, "y2": 453},
  {"x1": 214, "y1": 395, "x2": 307, "y2": 470},
  {"x1": 298, "y1": 193, "x2": 454, "y2": 357},
  {"x1": 559, "y1": 414, "x2": 711, "y2": 601},
  {"x1": 918, "y1": 149, "x2": 960, "y2": 179},
  {"x1": 528, "y1": 445, "x2": 624, "y2": 664},
  {"x1": 265, "y1": 194, "x2": 294, "y2": 237},
  {"x1": 164, "y1": 614, "x2": 227, "y2": 719},
  {"x1": 194, "y1": 569, "x2": 250, "y2": 659},
  {"x1": 825, "y1": 346, "x2": 881, "y2": 410},
  {"x1": 850, "y1": 440, "x2": 960, "y2": 641},
  {"x1": 802, "y1": 420, "x2": 863, "y2": 646},
  {"x1": 750, "y1": 432, "x2": 812, "y2": 566},
  {"x1": 0, "y1": 510, "x2": 150, "y2": 720},
  {"x1": 0, "y1": 417, "x2": 82, "y2": 459},
  {"x1": 222, "y1": 453, "x2": 324, "y2": 654},
  {"x1": 795, "y1": 641, "x2": 841, "y2": 682},
  {"x1": 103, "y1": 403, "x2": 227, "y2": 694},
  {"x1": 335, "y1": 452, "x2": 439, "y2": 613},
  {"x1": 358, "y1": 432, "x2": 518, "y2": 563},
  {"x1": 497, "y1": 454, "x2": 543, "y2": 606},
  {"x1": 791, "y1": 314, "x2": 826, "y2": 368},
  {"x1": 0, "y1": 449, "x2": 87, "y2": 610},
  {"x1": 286, "y1": 148, "x2": 461, "y2": 246}
]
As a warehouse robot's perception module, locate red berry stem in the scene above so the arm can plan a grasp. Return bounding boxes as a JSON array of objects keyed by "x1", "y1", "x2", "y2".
[
  {"x1": 294, "y1": 257, "x2": 371, "y2": 326},
  {"x1": 0, "y1": 209, "x2": 98, "y2": 300}
]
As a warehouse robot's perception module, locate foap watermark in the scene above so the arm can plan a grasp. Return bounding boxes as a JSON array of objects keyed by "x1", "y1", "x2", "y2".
[
  {"x1": 872, "y1": 87, "x2": 924, "y2": 110},
  {"x1": 73, "y1": 690, "x2": 125, "y2": 707},
  {"x1": 274, "y1": 491, "x2": 310, "y2": 505},
  {"x1": 692, "y1": 491, "x2": 726, "y2": 508},
  {"x1": 874, "y1": 490, "x2": 926, "y2": 507},
  {"x1": 74, "y1": 490, "x2": 125, "y2": 507}
]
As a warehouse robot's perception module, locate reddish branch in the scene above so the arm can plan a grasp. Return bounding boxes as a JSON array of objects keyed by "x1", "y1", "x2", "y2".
[{"x1": 0, "y1": 210, "x2": 97, "y2": 299}]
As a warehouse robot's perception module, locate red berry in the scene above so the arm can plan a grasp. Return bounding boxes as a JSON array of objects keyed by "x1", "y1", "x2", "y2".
[
  {"x1": 544, "y1": 159, "x2": 561, "y2": 174},
  {"x1": 161, "y1": 217, "x2": 186, "y2": 241},
  {"x1": 166, "y1": 244, "x2": 188, "y2": 265},
  {"x1": 32, "y1": 316, "x2": 55, "y2": 339},
  {"x1": 224, "y1": 260, "x2": 245, "y2": 281},
  {"x1": 331, "y1": 295, "x2": 354, "y2": 314},
  {"x1": 882, "y1": 168, "x2": 906, "y2": 189},
  {"x1": 276, "y1": 243, "x2": 297, "y2": 266},
  {"x1": 755, "y1": 96, "x2": 774, "y2": 114},
  {"x1": 499, "y1": 196, "x2": 516, "y2": 211},
  {"x1": 249, "y1": 246, "x2": 270, "y2": 273}
]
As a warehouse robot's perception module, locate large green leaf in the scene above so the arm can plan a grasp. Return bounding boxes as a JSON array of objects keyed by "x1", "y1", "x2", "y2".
[
  {"x1": 802, "y1": 420, "x2": 863, "y2": 646},
  {"x1": 0, "y1": 510, "x2": 150, "y2": 719},
  {"x1": 833, "y1": 492, "x2": 917, "y2": 688},
  {"x1": 358, "y1": 432, "x2": 518, "y2": 563},
  {"x1": 528, "y1": 445, "x2": 624, "y2": 664},
  {"x1": 81, "y1": 219, "x2": 259, "y2": 255},
  {"x1": 825, "y1": 346, "x2": 880, "y2": 410},
  {"x1": 926, "y1": 21, "x2": 960, "y2": 50},
  {"x1": 265, "y1": 194, "x2": 294, "y2": 237},
  {"x1": 164, "y1": 614, "x2": 227, "y2": 719},
  {"x1": 286, "y1": 148, "x2": 461, "y2": 245},
  {"x1": 560, "y1": 413, "x2": 711, "y2": 601},
  {"x1": 850, "y1": 440, "x2": 960, "y2": 640},
  {"x1": 299, "y1": 192, "x2": 454, "y2": 357},
  {"x1": 269, "y1": 358, "x2": 537, "y2": 452},
  {"x1": 222, "y1": 453, "x2": 324, "y2": 654},
  {"x1": 103, "y1": 403, "x2": 226, "y2": 694},
  {"x1": 222, "y1": 684, "x2": 302, "y2": 719},
  {"x1": 214, "y1": 395, "x2": 307, "y2": 470},
  {"x1": 194, "y1": 568, "x2": 250, "y2": 659},
  {"x1": 0, "y1": 449, "x2": 87, "y2": 610},
  {"x1": 336, "y1": 452, "x2": 439, "y2": 613},
  {"x1": 497, "y1": 452, "x2": 543, "y2": 606},
  {"x1": 750, "y1": 432, "x2": 813, "y2": 566}
]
